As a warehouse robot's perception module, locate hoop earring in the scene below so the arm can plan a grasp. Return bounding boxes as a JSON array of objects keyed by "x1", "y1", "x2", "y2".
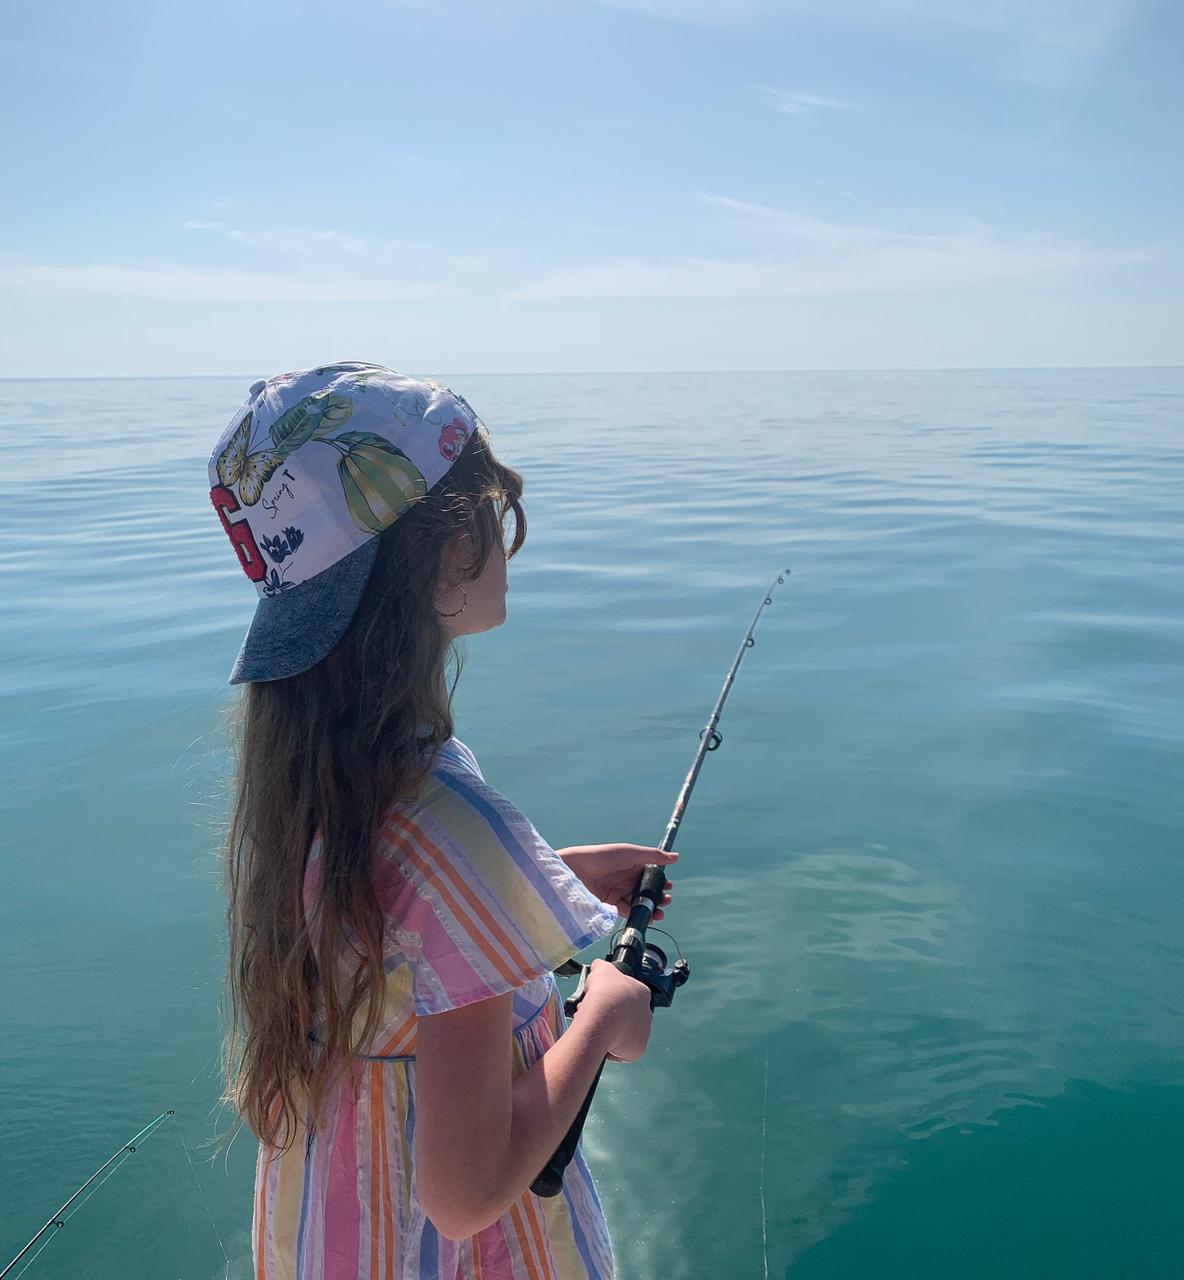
[{"x1": 437, "y1": 587, "x2": 468, "y2": 619}]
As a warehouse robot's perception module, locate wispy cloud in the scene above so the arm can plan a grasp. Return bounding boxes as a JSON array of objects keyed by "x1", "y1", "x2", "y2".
[
  {"x1": 0, "y1": 262, "x2": 462, "y2": 303},
  {"x1": 184, "y1": 220, "x2": 416, "y2": 259},
  {"x1": 2, "y1": 217, "x2": 511, "y2": 304},
  {"x1": 755, "y1": 85, "x2": 857, "y2": 115},
  {"x1": 181, "y1": 219, "x2": 506, "y2": 275},
  {"x1": 181, "y1": 219, "x2": 235, "y2": 235},
  {"x1": 589, "y1": 0, "x2": 770, "y2": 23},
  {"x1": 592, "y1": 0, "x2": 1137, "y2": 82},
  {"x1": 4, "y1": 200, "x2": 1143, "y2": 307},
  {"x1": 515, "y1": 194, "x2": 1141, "y2": 300},
  {"x1": 896, "y1": 0, "x2": 1139, "y2": 83}
]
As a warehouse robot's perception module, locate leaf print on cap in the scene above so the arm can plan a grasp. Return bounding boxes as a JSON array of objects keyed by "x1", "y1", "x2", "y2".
[
  {"x1": 331, "y1": 430, "x2": 396, "y2": 450},
  {"x1": 216, "y1": 410, "x2": 284, "y2": 505},
  {"x1": 389, "y1": 390, "x2": 428, "y2": 428},
  {"x1": 337, "y1": 441, "x2": 427, "y2": 534},
  {"x1": 269, "y1": 393, "x2": 354, "y2": 455}
]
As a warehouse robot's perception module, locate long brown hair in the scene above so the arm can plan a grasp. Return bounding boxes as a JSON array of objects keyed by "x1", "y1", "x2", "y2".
[{"x1": 222, "y1": 428, "x2": 525, "y2": 1149}]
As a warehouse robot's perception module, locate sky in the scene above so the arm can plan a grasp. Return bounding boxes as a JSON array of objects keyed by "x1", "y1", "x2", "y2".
[{"x1": 1, "y1": 0, "x2": 1181, "y2": 375}]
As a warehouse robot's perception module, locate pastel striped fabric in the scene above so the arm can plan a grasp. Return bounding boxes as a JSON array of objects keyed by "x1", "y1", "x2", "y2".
[{"x1": 253, "y1": 737, "x2": 620, "y2": 1279}]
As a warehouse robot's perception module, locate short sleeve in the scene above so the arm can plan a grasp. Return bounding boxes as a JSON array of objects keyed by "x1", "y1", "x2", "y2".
[{"x1": 374, "y1": 753, "x2": 617, "y2": 1016}]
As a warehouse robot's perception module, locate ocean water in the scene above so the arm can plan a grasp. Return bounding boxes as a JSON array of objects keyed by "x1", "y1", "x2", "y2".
[{"x1": 1, "y1": 368, "x2": 1181, "y2": 1279}]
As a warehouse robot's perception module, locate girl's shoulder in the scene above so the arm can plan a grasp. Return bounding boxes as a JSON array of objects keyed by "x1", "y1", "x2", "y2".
[
  {"x1": 411, "y1": 735, "x2": 541, "y2": 849},
  {"x1": 371, "y1": 738, "x2": 617, "y2": 1017},
  {"x1": 386, "y1": 735, "x2": 549, "y2": 880},
  {"x1": 429, "y1": 735, "x2": 484, "y2": 780}
]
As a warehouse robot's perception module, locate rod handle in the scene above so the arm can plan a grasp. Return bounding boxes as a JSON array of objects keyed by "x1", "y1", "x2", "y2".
[
  {"x1": 533, "y1": 866, "x2": 664, "y2": 1196},
  {"x1": 636, "y1": 861, "x2": 670, "y2": 900},
  {"x1": 530, "y1": 1058, "x2": 607, "y2": 1197}
]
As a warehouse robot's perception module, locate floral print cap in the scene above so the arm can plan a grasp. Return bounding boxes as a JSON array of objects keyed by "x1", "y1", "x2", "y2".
[{"x1": 208, "y1": 361, "x2": 484, "y2": 683}]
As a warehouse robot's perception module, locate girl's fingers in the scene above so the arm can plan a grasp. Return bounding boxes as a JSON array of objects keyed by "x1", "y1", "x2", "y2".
[{"x1": 618, "y1": 845, "x2": 679, "y2": 865}]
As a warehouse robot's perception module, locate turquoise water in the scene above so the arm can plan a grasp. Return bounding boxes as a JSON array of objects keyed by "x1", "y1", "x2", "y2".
[{"x1": 1, "y1": 369, "x2": 1181, "y2": 1278}]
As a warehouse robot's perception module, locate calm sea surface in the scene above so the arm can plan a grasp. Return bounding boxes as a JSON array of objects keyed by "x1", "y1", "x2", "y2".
[{"x1": 1, "y1": 369, "x2": 1181, "y2": 1279}]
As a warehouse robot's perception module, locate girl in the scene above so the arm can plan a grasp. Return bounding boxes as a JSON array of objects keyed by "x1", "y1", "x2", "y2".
[{"x1": 209, "y1": 362, "x2": 676, "y2": 1279}]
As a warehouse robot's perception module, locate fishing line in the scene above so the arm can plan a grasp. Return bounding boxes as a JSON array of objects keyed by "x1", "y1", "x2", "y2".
[
  {"x1": 177, "y1": 1129, "x2": 232, "y2": 1275},
  {"x1": 6, "y1": 1220, "x2": 67, "y2": 1280},
  {"x1": 759, "y1": 1049, "x2": 770, "y2": 1280}
]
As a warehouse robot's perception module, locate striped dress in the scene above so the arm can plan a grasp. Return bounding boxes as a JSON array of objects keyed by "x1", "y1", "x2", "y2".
[{"x1": 253, "y1": 737, "x2": 620, "y2": 1280}]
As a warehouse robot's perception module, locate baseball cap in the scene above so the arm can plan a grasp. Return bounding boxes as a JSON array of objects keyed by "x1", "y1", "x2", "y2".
[{"x1": 208, "y1": 361, "x2": 484, "y2": 684}]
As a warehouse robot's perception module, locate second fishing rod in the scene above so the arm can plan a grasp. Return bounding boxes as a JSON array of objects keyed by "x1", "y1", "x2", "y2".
[{"x1": 531, "y1": 568, "x2": 791, "y2": 1198}]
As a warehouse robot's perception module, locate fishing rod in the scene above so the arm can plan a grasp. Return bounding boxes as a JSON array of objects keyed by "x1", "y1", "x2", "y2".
[
  {"x1": 0, "y1": 1110, "x2": 175, "y2": 1280},
  {"x1": 532, "y1": 569, "x2": 791, "y2": 1197}
]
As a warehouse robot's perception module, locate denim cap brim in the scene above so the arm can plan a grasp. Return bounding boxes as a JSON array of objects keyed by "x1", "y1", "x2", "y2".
[{"x1": 228, "y1": 537, "x2": 380, "y2": 684}]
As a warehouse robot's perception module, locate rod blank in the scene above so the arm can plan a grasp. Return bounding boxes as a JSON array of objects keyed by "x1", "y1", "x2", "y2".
[{"x1": 0, "y1": 1110, "x2": 175, "y2": 1280}]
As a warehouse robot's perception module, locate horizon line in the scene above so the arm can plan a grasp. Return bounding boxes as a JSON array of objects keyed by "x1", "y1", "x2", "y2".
[{"x1": 1, "y1": 362, "x2": 1182, "y2": 382}]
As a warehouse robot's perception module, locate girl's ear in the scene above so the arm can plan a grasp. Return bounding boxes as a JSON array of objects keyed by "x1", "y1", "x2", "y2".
[
  {"x1": 444, "y1": 530, "x2": 488, "y2": 583},
  {"x1": 435, "y1": 533, "x2": 463, "y2": 593},
  {"x1": 434, "y1": 534, "x2": 473, "y2": 617}
]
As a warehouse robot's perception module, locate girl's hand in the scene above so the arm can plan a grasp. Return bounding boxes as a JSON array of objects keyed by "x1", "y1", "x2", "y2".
[
  {"x1": 556, "y1": 844, "x2": 678, "y2": 920},
  {"x1": 577, "y1": 959, "x2": 654, "y2": 1063}
]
